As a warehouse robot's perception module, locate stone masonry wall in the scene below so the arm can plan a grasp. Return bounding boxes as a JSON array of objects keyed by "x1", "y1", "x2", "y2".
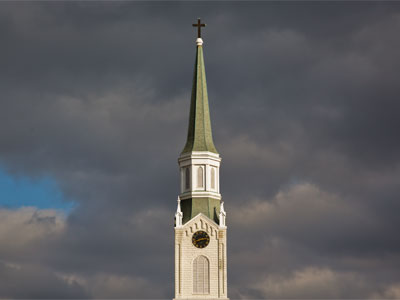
[{"x1": 175, "y1": 214, "x2": 228, "y2": 300}]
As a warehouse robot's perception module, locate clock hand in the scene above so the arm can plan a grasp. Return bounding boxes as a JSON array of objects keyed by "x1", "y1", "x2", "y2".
[{"x1": 196, "y1": 238, "x2": 208, "y2": 242}]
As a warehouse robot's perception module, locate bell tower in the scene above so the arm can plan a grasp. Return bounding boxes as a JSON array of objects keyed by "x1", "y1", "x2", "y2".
[{"x1": 174, "y1": 19, "x2": 228, "y2": 300}]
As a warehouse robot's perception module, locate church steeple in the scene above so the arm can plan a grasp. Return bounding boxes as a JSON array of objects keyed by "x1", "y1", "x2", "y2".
[
  {"x1": 178, "y1": 25, "x2": 222, "y2": 225},
  {"x1": 181, "y1": 36, "x2": 218, "y2": 155},
  {"x1": 174, "y1": 20, "x2": 228, "y2": 300}
]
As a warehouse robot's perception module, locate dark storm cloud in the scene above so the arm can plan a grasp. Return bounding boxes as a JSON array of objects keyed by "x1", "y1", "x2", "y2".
[
  {"x1": 1, "y1": 2, "x2": 400, "y2": 299},
  {"x1": 0, "y1": 208, "x2": 88, "y2": 298},
  {"x1": 0, "y1": 261, "x2": 88, "y2": 298}
]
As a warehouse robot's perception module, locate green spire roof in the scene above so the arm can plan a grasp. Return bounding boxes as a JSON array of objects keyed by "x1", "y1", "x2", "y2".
[{"x1": 181, "y1": 42, "x2": 218, "y2": 155}]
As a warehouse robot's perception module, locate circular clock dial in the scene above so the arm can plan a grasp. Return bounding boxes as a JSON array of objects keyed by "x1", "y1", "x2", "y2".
[{"x1": 192, "y1": 230, "x2": 210, "y2": 248}]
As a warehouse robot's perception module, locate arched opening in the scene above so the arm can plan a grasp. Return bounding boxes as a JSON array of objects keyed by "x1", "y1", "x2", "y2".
[
  {"x1": 185, "y1": 167, "x2": 190, "y2": 190},
  {"x1": 211, "y1": 168, "x2": 215, "y2": 190},
  {"x1": 197, "y1": 166, "x2": 204, "y2": 188},
  {"x1": 193, "y1": 255, "x2": 209, "y2": 294}
]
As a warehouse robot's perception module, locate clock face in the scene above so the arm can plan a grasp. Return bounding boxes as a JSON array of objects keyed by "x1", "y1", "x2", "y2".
[{"x1": 192, "y1": 231, "x2": 210, "y2": 249}]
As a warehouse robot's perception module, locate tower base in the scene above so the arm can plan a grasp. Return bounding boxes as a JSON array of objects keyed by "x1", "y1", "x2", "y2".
[{"x1": 174, "y1": 298, "x2": 229, "y2": 300}]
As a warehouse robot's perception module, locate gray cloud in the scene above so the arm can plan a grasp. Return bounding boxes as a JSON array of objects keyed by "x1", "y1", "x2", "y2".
[{"x1": 1, "y1": 2, "x2": 400, "y2": 299}]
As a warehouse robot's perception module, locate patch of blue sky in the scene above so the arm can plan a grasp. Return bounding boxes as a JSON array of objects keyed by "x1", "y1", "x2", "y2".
[{"x1": 0, "y1": 168, "x2": 76, "y2": 213}]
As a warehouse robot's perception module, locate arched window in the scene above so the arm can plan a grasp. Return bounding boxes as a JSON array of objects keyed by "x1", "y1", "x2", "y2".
[
  {"x1": 211, "y1": 168, "x2": 215, "y2": 190},
  {"x1": 193, "y1": 255, "x2": 209, "y2": 294},
  {"x1": 185, "y1": 167, "x2": 190, "y2": 190},
  {"x1": 197, "y1": 166, "x2": 204, "y2": 188}
]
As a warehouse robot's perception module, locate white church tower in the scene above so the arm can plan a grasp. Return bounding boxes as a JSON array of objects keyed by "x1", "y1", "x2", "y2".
[{"x1": 174, "y1": 19, "x2": 228, "y2": 300}]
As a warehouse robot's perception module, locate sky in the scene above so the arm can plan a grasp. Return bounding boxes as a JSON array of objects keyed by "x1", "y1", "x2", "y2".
[{"x1": 0, "y1": 1, "x2": 400, "y2": 299}]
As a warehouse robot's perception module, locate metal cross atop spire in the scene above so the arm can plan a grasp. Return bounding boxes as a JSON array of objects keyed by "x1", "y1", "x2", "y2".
[{"x1": 192, "y1": 18, "x2": 206, "y2": 38}]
